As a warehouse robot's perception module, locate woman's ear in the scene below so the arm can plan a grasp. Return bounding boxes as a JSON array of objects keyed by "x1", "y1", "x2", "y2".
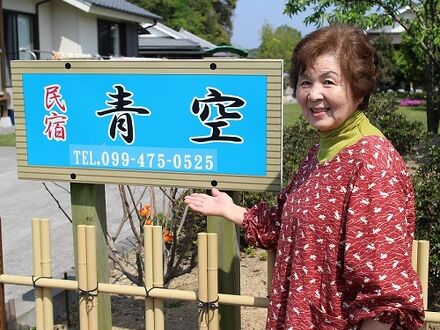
[{"x1": 356, "y1": 97, "x2": 364, "y2": 110}]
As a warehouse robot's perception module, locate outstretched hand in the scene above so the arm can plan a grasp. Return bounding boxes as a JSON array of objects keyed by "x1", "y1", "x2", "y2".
[{"x1": 184, "y1": 188, "x2": 246, "y2": 225}]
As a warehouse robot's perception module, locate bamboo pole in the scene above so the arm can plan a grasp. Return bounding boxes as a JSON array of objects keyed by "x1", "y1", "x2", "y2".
[
  {"x1": 411, "y1": 240, "x2": 419, "y2": 270},
  {"x1": 77, "y1": 225, "x2": 89, "y2": 330},
  {"x1": 144, "y1": 225, "x2": 155, "y2": 330},
  {"x1": 267, "y1": 250, "x2": 275, "y2": 296},
  {"x1": 0, "y1": 274, "x2": 269, "y2": 307},
  {"x1": 39, "y1": 219, "x2": 53, "y2": 330},
  {"x1": 207, "y1": 192, "x2": 241, "y2": 330},
  {"x1": 417, "y1": 240, "x2": 429, "y2": 310},
  {"x1": 425, "y1": 311, "x2": 440, "y2": 323},
  {"x1": 152, "y1": 226, "x2": 164, "y2": 330},
  {"x1": 198, "y1": 233, "x2": 209, "y2": 329},
  {"x1": 207, "y1": 234, "x2": 218, "y2": 330},
  {"x1": 0, "y1": 218, "x2": 5, "y2": 330},
  {"x1": 86, "y1": 226, "x2": 98, "y2": 330},
  {"x1": 31, "y1": 219, "x2": 44, "y2": 330},
  {"x1": 71, "y1": 183, "x2": 112, "y2": 329}
]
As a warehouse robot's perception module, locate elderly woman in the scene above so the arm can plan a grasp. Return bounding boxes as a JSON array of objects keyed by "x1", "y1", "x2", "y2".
[{"x1": 185, "y1": 24, "x2": 425, "y2": 329}]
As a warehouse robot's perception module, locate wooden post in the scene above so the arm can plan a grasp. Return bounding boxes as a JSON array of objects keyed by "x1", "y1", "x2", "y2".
[
  {"x1": 267, "y1": 250, "x2": 276, "y2": 296},
  {"x1": 31, "y1": 219, "x2": 44, "y2": 330},
  {"x1": 152, "y1": 226, "x2": 165, "y2": 330},
  {"x1": 0, "y1": 218, "x2": 6, "y2": 330},
  {"x1": 77, "y1": 225, "x2": 89, "y2": 330},
  {"x1": 207, "y1": 233, "x2": 219, "y2": 330},
  {"x1": 144, "y1": 225, "x2": 155, "y2": 329},
  {"x1": 197, "y1": 233, "x2": 208, "y2": 329},
  {"x1": 39, "y1": 219, "x2": 54, "y2": 330},
  {"x1": 207, "y1": 191, "x2": 241, "y2": 330},
  {"x1": 70, "y1": 183, "x2": 111, "y2": 329},
  {"x1": 86, "y1": 226, "x2": 99, "y2": 330}
]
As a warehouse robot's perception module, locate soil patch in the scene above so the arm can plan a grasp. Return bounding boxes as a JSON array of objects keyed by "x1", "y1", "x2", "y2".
[{"x1": 54, "y1": 250, "x2": 268, "y2": 329}]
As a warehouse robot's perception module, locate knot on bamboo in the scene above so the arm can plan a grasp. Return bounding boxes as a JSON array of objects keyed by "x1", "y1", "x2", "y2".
[
  {"x1": 143, "y1": 285, "x2": 165, "y2": 298},
  {"x1": 78, "y1": 286, "x2": 98, "y2": 302},
  {"x1": 197, "y1": 297, "x2": 219, "y2": 317},
  {"x1": 31, "y1": 275, "x2": 52, "y2": 287}
]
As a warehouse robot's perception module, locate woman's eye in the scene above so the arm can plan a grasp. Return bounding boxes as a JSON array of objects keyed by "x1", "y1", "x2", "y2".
[
  {"x1": 299, "y1": 81, "x2": 311, "y2": 86},
  {"x1": 324, "y1": 79, "x2": 335, "y2": 85}
]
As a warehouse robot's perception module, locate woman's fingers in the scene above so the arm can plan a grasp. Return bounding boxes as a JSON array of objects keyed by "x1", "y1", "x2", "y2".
[
  {"x1": 211, "y1": 188, "x2": 221, "y2": 197},
  {"x1": 184, "y1": 191, "x2": 224, "y2": 216}
]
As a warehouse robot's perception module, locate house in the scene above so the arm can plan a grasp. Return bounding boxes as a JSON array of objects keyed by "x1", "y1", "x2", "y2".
[
  {"x1": 2, "y1": 0, "x2": 160, "y2": 62},
  {"x1": 138, "y1": 22, "x2": 209, "y2": 58},
  {"x1": 138, "y1": 21, "x2": 247, "y2": 59},
  {"x1": 366, "y1": 6, "x2": 424, "y2": 92},
  {"x1": 0, "y1": 0, "x2": 161, "y2": 131},
  {"x1": 366, "y1": 6, "x2": 415, "y2": 45}
]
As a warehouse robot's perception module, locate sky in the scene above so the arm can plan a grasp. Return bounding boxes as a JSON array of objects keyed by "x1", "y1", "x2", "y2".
[{"x1": 231, "y1": 0, "x2": 317, "y2": 50}]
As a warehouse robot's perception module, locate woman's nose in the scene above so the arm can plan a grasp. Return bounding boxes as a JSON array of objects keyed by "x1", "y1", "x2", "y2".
[{"x1": 308, "y1": 83, "x2": 323, "y2": 101}]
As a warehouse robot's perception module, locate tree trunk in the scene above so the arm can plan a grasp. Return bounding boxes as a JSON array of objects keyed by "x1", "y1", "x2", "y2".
[{"x1": 426, "y1": 57, "x2": 440, "y2": 134}]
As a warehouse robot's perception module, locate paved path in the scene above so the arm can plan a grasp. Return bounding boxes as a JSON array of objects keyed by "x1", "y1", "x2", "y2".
[{"x1": 0, "y1": 146, "x2": 155, "y2": 320}]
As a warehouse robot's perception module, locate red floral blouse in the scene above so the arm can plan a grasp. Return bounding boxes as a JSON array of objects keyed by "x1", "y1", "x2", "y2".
[{"x1": 242, "y1": 136, "x2": 425, "y2": 329}]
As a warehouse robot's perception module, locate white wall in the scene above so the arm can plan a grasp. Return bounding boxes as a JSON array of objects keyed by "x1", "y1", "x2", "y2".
[
  {"x1": 78, "y1": 12, "x2": 98, "y2": 55},
  {"x1": 3, "y1": 0, "x2": 35, "y2": 13},
  {"x1": 51, "y1": 0, "x2": 98, "y2": 55},
  {"x1": 38, "y1": 1, "x2": 53, "y2": 59}
]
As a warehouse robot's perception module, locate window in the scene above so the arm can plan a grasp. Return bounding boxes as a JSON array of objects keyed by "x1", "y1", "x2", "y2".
[
  {"x1": 3, "y1": 11, "x2": 36, "y2": 61},
  {"x1": 3, "y1": 10, "x2": 37, "y2": 86},
  {"x1": 98, "y1": 20, "x2": 126, "y2": 57}
]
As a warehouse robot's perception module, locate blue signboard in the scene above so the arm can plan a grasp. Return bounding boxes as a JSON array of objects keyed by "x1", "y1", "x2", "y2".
[{"x1": 22, "y1": 73, "x2": 267, "y2": 176}]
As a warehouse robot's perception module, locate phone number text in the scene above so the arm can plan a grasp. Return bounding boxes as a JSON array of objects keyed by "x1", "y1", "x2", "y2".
[{"x1": 70, "y1": 147, "x2": 217, "y2": 172}]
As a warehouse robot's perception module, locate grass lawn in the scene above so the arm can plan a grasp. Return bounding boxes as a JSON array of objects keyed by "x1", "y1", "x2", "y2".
[
  {"x1": 397, "y1": 106, "x2": 427, "y2": 130},
  {"x1": 283, "y1": 103, "x2": 302, "y2": 126},
  {"x1": 0, "y1": 133, "x2": 15, "y2": 146}
]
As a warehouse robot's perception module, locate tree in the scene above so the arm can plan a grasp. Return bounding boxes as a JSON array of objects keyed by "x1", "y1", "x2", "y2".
[
  {"x1": 372, "y1": 34, "x2": 398, "y2": 91},
  {"x1": 393, "y1": 34, "x2": 426, "y2": 92},
  {"x1": 284, "y1": 0, "x2": 440, "y2": 134},
  {"x1": 257, "y1": 24, "x2": 302, "y2": 73},
  {"x1": 129, "y1": 0, "x2": 237, "y2": 45}
]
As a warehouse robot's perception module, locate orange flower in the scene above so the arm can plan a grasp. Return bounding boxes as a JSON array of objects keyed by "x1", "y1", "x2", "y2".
[
  {"x1": 139, "y1": 204, "x2": 151, "y2": 218},
  {"x1": 145, "y1": 219, "x2": 152, "y2": 225},
  {"x1": 164, "y1": 229, "x2": 173, "y2": 243}
]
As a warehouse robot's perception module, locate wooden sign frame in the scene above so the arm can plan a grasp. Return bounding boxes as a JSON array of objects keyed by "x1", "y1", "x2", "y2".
[{"x1": 12, "y1": 59, "x2": 283, "y2": 192}]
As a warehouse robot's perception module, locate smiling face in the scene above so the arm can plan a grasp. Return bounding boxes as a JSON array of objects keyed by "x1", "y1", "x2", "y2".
[{"x1": 295, "y1": 54, "x2": 362, "y2": 132}]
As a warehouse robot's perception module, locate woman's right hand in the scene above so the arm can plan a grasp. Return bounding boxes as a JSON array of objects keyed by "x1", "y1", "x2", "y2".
[{"x1": 184, "y1": 188, "x2": 246, "y2": 225}]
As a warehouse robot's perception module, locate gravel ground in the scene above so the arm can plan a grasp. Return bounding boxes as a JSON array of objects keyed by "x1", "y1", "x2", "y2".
[{"x1": 54, "y1": 250, "x2": 268, "y2": 329}]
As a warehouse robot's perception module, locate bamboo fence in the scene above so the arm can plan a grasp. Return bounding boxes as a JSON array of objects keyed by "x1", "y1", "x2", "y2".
[{"x1": 0, "y1": 220, "x2": 439, "y2": 329}]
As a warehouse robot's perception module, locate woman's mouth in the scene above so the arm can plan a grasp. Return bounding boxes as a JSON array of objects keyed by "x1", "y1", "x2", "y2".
[{"x1": 311, "y1": 107, "x2": 329, "y2": 114}]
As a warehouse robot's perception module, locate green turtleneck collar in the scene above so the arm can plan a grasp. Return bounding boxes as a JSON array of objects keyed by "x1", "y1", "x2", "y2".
[{"x1": 317, "y1": 110, "x2": 384, "y2": 163}]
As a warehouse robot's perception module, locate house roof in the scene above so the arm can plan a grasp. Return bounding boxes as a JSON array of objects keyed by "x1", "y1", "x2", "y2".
[
  {"x1": 65, "y1": 0, "x2": 161, "y2": 20},
  {"x1": 205, "y1": 45, "x2": 248, "y2": 58},
  {"x1": 178, "y1": 28, "x2": 216, "y2": 50},
  {"x1": 139, "y1": 37, "x2": 202, "y2": 50},
  {"x1": 366, "y1": 6, "x2": 413, "y2": 34}
]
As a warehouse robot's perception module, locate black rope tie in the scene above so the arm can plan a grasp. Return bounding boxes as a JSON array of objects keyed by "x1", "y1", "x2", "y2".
[
  {"x1": 197, "y1": 297, "x2": 219, "y2": 319},
  {"x1": 143, "y1": 285, "x2": 166, "y2": 299},
  {"x1": 78, "y1": 287, "x2": 98, "y2": 303},
  {"x1": 31, "y1": 275, "x2": 53, "y2": 288}
]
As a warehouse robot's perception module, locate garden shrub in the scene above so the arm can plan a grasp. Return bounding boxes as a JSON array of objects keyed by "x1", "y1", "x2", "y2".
[
  {"x1": 239, "y1": 117, "x2": 318, "y2": 248},
  {"x1": 240, "y1": 117, "x2": 318, "y2": 209},
  {"x1": 366, "y1": 92, "x2": 425, "y2": 156},
  {"x1": 413, "y1": 144, "x2": 440, "y2": 309}
]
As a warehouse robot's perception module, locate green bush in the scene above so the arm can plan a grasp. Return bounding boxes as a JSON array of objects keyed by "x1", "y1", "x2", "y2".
[
  {"x1": 239, "y1": 118, "x2": 317, "y2": 248},
  {"x1": 366, "y1": 92, "x2": 425, "y2": 156},
  {"x1": 413, "y1": 144, "x2": 440, "y2": 309},
  {"x1": 240, "y1": 118, "x2": 318, "y2": 209}
]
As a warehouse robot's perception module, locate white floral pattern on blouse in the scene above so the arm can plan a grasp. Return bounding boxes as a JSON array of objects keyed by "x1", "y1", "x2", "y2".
[{"x1": 242, "y1": 136, "x2": 425, "y2": 329}]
